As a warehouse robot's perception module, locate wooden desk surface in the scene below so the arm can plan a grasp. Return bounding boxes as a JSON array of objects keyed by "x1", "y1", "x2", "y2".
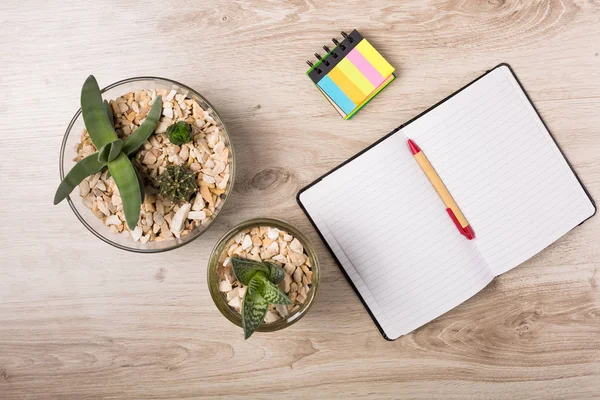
[{"x1": 1, "y1": 0, "x2": 599, "y2": 398}]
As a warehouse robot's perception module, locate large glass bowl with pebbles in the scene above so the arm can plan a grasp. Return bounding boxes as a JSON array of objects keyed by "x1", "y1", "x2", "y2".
[
  {"x1": 208, "y1": 218, "x2": 320, "y2": 333},
  {"x1": 59, "y1": 77, "x2": 235, "y2": 252}
]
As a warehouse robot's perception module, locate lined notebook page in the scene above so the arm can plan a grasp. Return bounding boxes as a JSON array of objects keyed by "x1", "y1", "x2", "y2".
[
  {"x1": 403, "y1": 65, "x2": 595, "y2": 276},
  {"x1": 299, "y1": 133, "x2": 494, "y2": 339}
]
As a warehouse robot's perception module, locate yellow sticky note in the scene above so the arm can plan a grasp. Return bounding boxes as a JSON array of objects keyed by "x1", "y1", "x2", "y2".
[
  {"x1": 327, "y1": 66, "x2": 366, "y2": 105},
  {"x1": 356, "y1": 39, "x2": 395, "y2": 78},
  {"x1": 337, "y1": 58, "x2": 375, "y2": 96}
]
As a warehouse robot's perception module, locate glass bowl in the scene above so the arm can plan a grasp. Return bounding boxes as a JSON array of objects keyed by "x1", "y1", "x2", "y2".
[
  {"x1": 207, "y1": 218, "x2": 320, "y2": 333},
  {"x1": 58, "y1": 77, "x2": 235, "y2": 253}
]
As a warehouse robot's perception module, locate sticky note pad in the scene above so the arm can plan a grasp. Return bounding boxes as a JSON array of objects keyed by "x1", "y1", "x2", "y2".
[
  {"x1": 336, "y1": 58, "x2": 375, "y2": 96},
  {"x1": 355, "y1": 39, "x2": 394, "y2": 78},
  {"x1": 317, "y1": 75, "x2": 356, "y2": 115},
  {"x1": 307, "y1": 29, "x2": 395, "y2": 120},
  {"x1": 327, "y1": 66, "x2": 365, "y2": 104},
  {"x1": 346, "y1": 48, "x2": 385, "y2": 87}
]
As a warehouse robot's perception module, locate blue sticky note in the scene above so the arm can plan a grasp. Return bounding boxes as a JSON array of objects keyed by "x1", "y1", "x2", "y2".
[{"x1": 317, "y1": 75, "x2": 356, "y2": 115}]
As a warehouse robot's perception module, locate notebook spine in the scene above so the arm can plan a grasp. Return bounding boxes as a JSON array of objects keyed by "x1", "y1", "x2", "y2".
[{"x1": 307, "y1": 29, "x2": 364, "y2": 84}]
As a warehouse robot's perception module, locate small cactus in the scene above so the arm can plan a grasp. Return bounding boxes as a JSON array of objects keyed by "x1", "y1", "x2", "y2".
[
  {"x1": 157, "y1": 165, "x2": 198, "y2": 203},
  {"x1": 167, "y1": 121, "x2": 193, "y2": 145}
]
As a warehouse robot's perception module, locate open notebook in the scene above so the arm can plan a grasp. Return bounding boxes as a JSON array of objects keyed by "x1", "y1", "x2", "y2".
[{"x1": 298, "y1": 64, "x2": 595, "y2": 340}]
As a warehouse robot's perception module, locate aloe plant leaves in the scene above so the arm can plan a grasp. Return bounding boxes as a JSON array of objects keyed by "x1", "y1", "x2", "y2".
[
  {"x1": 103, "y1": 100, "x2": 114, "y2": 128},
  {"x1": 107, "y1": 153, "x2": 141, "y2": 229},
  {"x1": 53, "y1": 154, "x2": 106, "y2": 205},
  {"x1": 122, "y1": 95, "x2": 162, "y2": 156},
  {"x1": 255, "y1": 274, "x2": 292, "y2": 305},
  {"x1": 231, "y1": 257, "x2": 288, "y2": 287},
  {"x1": 134, "y1": 166, "x2": 146, "y2": 204},
  {"x1": 97, "y1": 139, "x2": 124, "y2": 164},
  {"x1": 242, "y1": 275, "x2": 269, "y2": 340},
  {"x1": 56, "y1": 76, "x2": 163, "y2": 227},
  {"x1": 232, "y1": 257, "x2": 292, "y2": 339},
  {"x1": 81, "y1": 75, "x2": 118, "y2": 149},
  {"x1": 231, "y1": 257, "x2": 270, "y2": 285},
  {"x1": 264, "y1": 261, "x2": 285, "y2": 284}
]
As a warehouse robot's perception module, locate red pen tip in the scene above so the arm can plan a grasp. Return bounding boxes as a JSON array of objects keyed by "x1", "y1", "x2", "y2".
[
  {"x1": 446, "y1": 208, "x2": 475, "y2": 240},
  {"x1": 407, "y1": 139, "x2": 421, "y2": 155},
  {"x1": 463, "y1": 225, "x2": 475, "y2": 240}
]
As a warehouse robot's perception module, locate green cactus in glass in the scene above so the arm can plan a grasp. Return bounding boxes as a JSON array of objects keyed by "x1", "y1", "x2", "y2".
[
  {"x1": 230, "y1": 257, "x2": 292, "y2": 339},
  {"x1": 167, "y1": 121, "x2": 193, "y2": 145},
  {"x1": 157, "y1": 165, "x2": 198, "y2": 203},
  {"x1": 53, "y1": 75, "x2": 163, "y2": 229}
]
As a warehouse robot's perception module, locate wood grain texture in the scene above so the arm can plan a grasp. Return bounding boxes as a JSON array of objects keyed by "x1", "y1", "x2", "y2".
[{"x1": 1, "y1": 0, "x2": 599, "y2": 398}]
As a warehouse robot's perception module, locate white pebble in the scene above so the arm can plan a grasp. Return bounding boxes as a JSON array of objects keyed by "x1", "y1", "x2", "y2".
[
  {"x1": 111, "y1": 194, "x2": 122, "y2": 206},
  {"x1": 264, "y1": 311, "x2": 279, "y2": 323},
  {"x1": 267, "y1": 227, "x2": 280, "y2": 240},
  {"x1": 105, "y1": 215, "x2": 121, "y2": 226},
  {"x1": 289, "y1": 238, "x2": 304, "y2": 254},
  {"x1": 241, "y1": 234, "x2": 253, "y2": 250},
  {"x1": 275, "y1": 304, "x2": 289, "y2": 318},
  {"x1": 228, "y1": 296, "x2": 241, "y2": 309},
  {"x1": 97, "y1": 199, "x2": 110, "y2": 216},
  {"x1": 169, "y1": 203, "x2": 191, "y2": 235},
  {"x1": 79, "y1": 180, "x2": 90, "y2": 196},
  {"x1": 166, "y1": 89, "x2": 177, "y2": 101},
  {"x1": 191, "y1": 195, "x2": 205, "y2": 211},
  {"x1": 289, "y1": 251, "x2": 306, "y2": 267},
  {"x1": 155, "y1": 120, "x2": 170, "y2": 134},
  {"x1": 202, "y1": 175, "x2": 216, "y2": 184},
  {"x1": 219, "y1": 280, "x2": 232, "y2": 292},
  {"x1": 153, "y1": 212, "x2": 165, "y2": 226},
  {"x1": 188, "y1": 211, "x2": 207, "y2": 220},
  {"x1": 272, "y1": 254, "x2": 287, "y2": 264},
  {"x1": 227, "y1": 287, "x2": 239, "y2": 301},
  {"x1": 284, "y1": 263, "x2": 296, "y2": 275},
  {"x1": 267, "y1": 240, "x2": 279, "y2": 254},
  {"x1": 234, "y1": 232, "x2": 245, "y2": 244},
  {"x1": 131, "y1": 226, "x2": 143, "y2": 242}
]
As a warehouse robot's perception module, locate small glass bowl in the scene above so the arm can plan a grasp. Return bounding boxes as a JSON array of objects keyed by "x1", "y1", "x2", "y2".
[
  {"x1": 207, "y1": 218, "x2": 320, "y2": 333},
  {"x1": 58, "y1": 77, "x2": 235, "y2": 253}
]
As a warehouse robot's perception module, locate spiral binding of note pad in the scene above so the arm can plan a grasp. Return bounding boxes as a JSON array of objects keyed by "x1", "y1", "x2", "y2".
[{"x1": 306, "y1": 30, "x2": 364, "y2": 84}]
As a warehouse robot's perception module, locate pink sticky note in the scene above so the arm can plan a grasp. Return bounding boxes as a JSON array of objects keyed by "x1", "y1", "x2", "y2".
[{"x1": 347, "y1": 47, "x2": 386, "y2": 87}]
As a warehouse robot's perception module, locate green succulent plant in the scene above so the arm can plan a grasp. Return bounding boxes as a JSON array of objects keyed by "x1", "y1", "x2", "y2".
[
  {"x1": 157, "y1": 165, "x2": 198, "y2": 203},
  {"x1": 53, "y1": 75, "x2": 163, "y2": 229},
  {"x1": 230, "y1": 257, "x2": 292, "y2": 339},
  {"x1": 167, "y1": 121, "x2": 193, "y2": 145}
]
